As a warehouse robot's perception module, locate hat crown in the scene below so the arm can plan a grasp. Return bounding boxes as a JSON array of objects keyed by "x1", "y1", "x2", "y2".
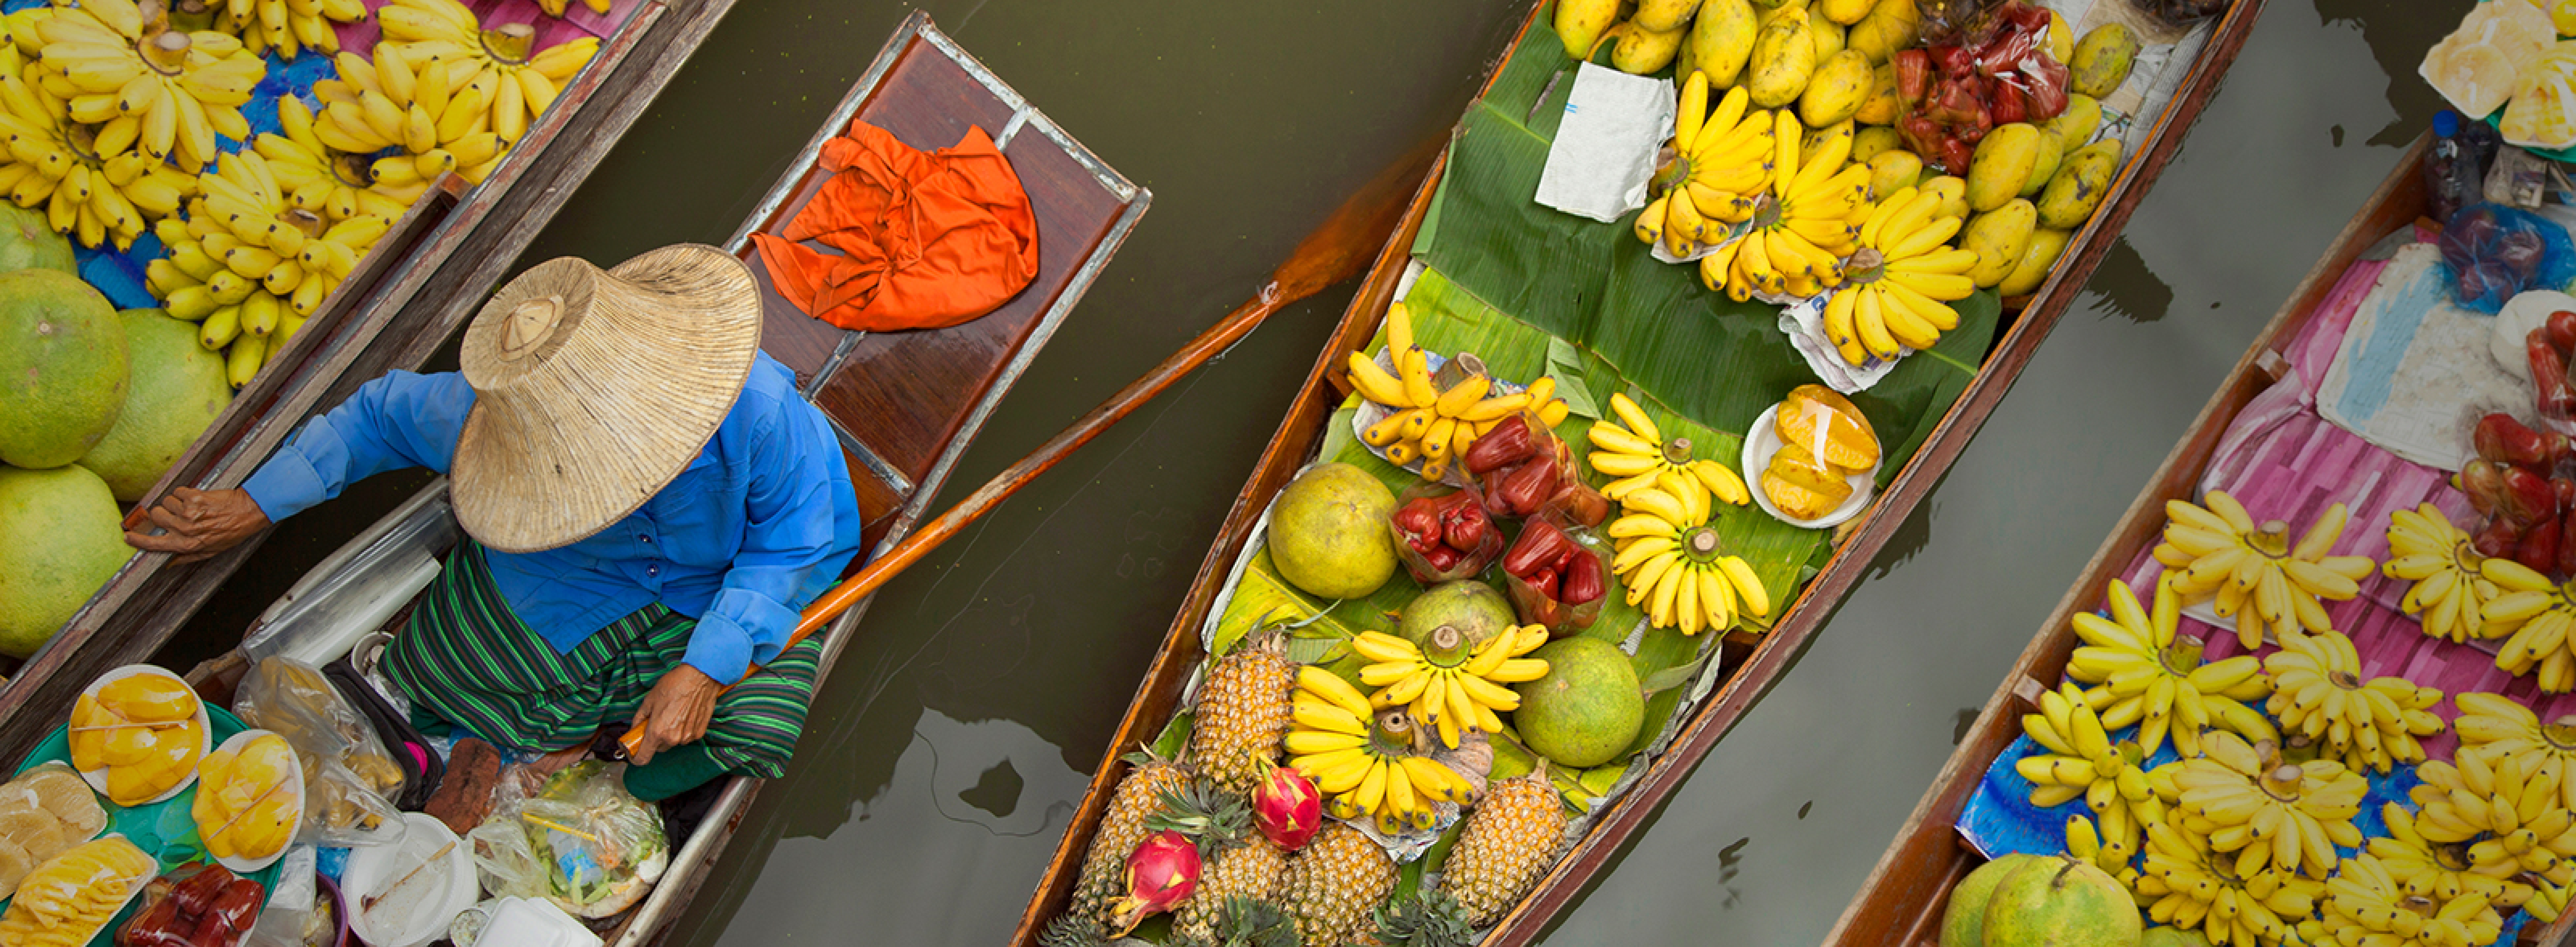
[{"x1": 451, "y1": 245, "x2": 764, "y2": 553}]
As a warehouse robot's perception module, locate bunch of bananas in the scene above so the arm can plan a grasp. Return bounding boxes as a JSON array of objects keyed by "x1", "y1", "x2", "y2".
[
  {"x1": 379, "y1": 0, "x2": 599, "y2": 149},
  {"x1": 1607, "y1": 474, "x2": 1770, "y2": 636},
  {"x1": 2451, "y1": 692, "x2": 2576, "y2": 811},
  {"x1": 1585, "y1": 392, "x2": 1747, "y2": 508},
  {"x1": 2368, "y1": 802, "x2": 2539, "y2": 914},
  {"x1": 2132, "y1": 818, "x2": 2324, "y2": 947},
  {"x1": 214, "y1": 0, "x2": 368, "y2": 59},
  {"x1": 1284, "y1": 666, "x2": 1474, "y2": 836},
  {"x1": 1353, "y1": 365, "x2": 1552, "y2": 483},
  {"x1": 2300, "y1": 853, "x2": 2504, "y2": 947},
  {"x1": 310, "y1": 46, "x2": 512, "y2": 189},
  {"x1": 33, "y1": 0, "x2": 262, "y2": 172},
  {"x1": 2155, "y1": 492, "x2": 2373, "y2": 650},
  {"x1": 1634, "y1": 78, "x2": 1770, "y2": 258},
  {"x1": 1820, "y1": 183, "x2": 1974, "y2": 365},
  {"x1": 1698, "y1": 112, "x2": 1872, "y2": 302},
  {"x1": 2476, "y1": 558, "x2": 2576, "y2": 692},
  {"x1": 2064, "y1": 813, "x2": 2134, "y2": 880},
  {"x1": 255, "y1": 97, "x2": 426, "y2": 221},
  {"x1": 2064, "y1": 576, "x2": 2273, "y2": 760},
  {"x1": 2261, "y1": 628, "x2": 2444, "y2": 773},
  {"x1": 0, "y1": 70, "x2": 196, "y2": 248},
  {"x1": 2383, "y1": 503, "x2": 2497, "y2": 643},
  {"x1": 2165, "y1": 732, "x2": 2367, "y2": 880},
  {"x1": 536, "y1": 0, "x2": 612, "y2": 17},
  {"x1": 2017, "y1": 682, "x2": 2164, "y2": 860},
  {"x1": 2404, "y1": 749, "x2": 2576, "y2": 885},
  {"x1": 1350, "y1": 626, "x2": 1550, "y2": 750},
  {"x1": 148, "y1": 152, "x2": 389, "y2": 386}
]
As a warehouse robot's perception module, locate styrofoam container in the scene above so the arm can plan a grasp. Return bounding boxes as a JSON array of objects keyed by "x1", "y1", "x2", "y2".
[
  {"x1": 1740, "y1": 404, "x2": 1880, "y2": 529},
  {"x1": 343, "y1": 813, "x2": 477, "y2": 947},
  {"x1": 470, "y1": 897, "x2": 603, "y2": 947}
]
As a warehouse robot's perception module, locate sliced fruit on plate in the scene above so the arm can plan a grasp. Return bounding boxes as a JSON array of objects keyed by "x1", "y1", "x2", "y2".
[
  {"x1": 2422, "y1": 0, "x2": 2555, "y2": 119},
  {"x1": 1762, "y1": 450, "x2": 1853, "y2": 521},
  {"x1": 2504, "y1": 40, "x2": 2576, "y2": 149}
]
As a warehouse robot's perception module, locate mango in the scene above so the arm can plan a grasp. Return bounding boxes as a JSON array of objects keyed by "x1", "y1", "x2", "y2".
[
  {"x1": 1846, "y1": 0, "x2": 1920, "y2": 64},
  {"x1": 1852, "y1": 125, "x2": 1903, "y2": 163},
  {"x1": 2044, "y1": 94, "x2": 2101, "y2": 148},
  {"x1": 2045, "y1": 9, "x2": 2074, "y2": 66},
  {"x1": 1854, "y1": 62, "x2": 1902, "y2": 123},
  {"x1": 1997, "y1": 227, "x2": 2073, "y2": 297},
  {"x1": 1964, "y1": 123, "x2": 2041, "y2": 213},
  {"x1": 1689, "y1": 0, "x2": 1760, "y2": 87},
  {"x1": 2021, "y1": 128, "x2": 2065, "y2": 198},
  {"x1": 1746, "y1": 8, "x2": 1818, "y2": 107},
  {"x1": 1820, "y1": 0, "x2": 1872, "y2": 24},
  {"x1": 1751, "y1": 0, "x2": 1805, "y2": 8},
  {"x1": 1811, "y1": 15, "x2": 1846, "y2": 61},
  {"x1": 1555, "y1": 0, "x2": 1622, "y2": 58},
  {"x1": 1963, "y1": 200, "x2": 2038, "y2": 289},
  {"x1": 1613, "y1": 22, "x2": 1690, "y2": 74},
  {"x1": 1801, "y1": 50, "x2": 1873, "y2": 127},
  {"x1": 1634, "y1": 0, "x2": 1705, "y2": 32},
  {"x1": 2037, "y1": 140, "x2": 2122, "y2": 228},
  {"x1": 1868, "y1": 150, "x2": 1924, "y2": 200},
  {"x1": 1920, "y1": 175, "x2": 1969, "y2": 221},
  {"x1": 2069, "y1": 24, "x2": 2140, "y2": 98},
  {"x1": 1775, "y1": 384, "x2": 1880, "y2": 470}
]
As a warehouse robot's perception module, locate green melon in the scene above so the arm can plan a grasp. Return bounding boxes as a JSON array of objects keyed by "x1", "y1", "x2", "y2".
[
  {"x1": 0, "y1": 465, "x2": 132, "y2": 658},
  {"x1": 1510, "y1": 637, "x2": 1642, "y2": 768},
  {"x1": 1267, "y1": 463, "x2": 1398, "y2": 600},
  {"x1": 79, "y1": 309, "x2": 232, "y2": 500},
  {"x1": 0, "y1": 203, "x2": 75, "y2": 276},
  {"x1": 1396, "y1": 579, "x2": 1516, "y2": 651},
  {"x1": 1983, "y1": 856, "x2": 2140, "y2": 947},
  {"x1": 1939, "y1": 853, "x2": 2044, "y2": 947},
  {"x1": 0, "y1": 269, "x2": 125, "y2": 469}
]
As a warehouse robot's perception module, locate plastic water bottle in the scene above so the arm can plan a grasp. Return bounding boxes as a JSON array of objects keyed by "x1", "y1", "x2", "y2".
[{"x1": 2429, "y1": 110, "x2": 2487, "y2": 224}]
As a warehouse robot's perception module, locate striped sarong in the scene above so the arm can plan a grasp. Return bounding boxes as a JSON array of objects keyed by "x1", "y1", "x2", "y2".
[{"x1": 382, "y1": 541, "x2": 821, "y2": 779}]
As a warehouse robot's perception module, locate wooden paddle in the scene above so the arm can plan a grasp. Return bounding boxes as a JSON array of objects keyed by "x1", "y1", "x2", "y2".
[{"x1": 620, "y1": 139, "x2": 1440, "y2": 757}]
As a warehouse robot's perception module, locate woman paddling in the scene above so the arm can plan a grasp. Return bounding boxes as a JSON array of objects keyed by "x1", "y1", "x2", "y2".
[{"x1": 125, "y1": 244, "x2": 866, "y2": 801}]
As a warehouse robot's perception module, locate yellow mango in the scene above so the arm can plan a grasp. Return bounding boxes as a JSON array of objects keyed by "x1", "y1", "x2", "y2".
[
  {"x1": 1613, "y1": 22, "x2": 1690, "y2": 75},
  {"x1": 1775, "y1": 385, "x2": 1881, "y2": 470},
  {"x1": 1810, "y1": 16, "x2": 1845, "y2": 61},
  {"x1": 1555, "y1": 0, "x2": 1622, "y2": 58},
  {"x1": 1997, "y1": 227, "x2": 2073, "y2": 297},
  {"x1": 2069, "y1": 23, "x2": 2140, "y2": 98},
  {"x1": 1853, "y1": 62, "x2": 1902, "y2": 124},
  {"x1": 1920, "y1": 176, "x2": 1969, "y2": 221},
  {"x1": 2044, "y1": 94, "x2": 2101, "y2": 147},
  {"x1": 1868, "y1": 150, "x2": 1924, "y2": 201},
  {"x1": 1800, "y1": 49, "x2": 1873, "y2": 127},
  {"x1": 96, "y1": 674, "x2": 197, "y2": 723},
  {"x1": 1746, "y1": 8, "x2": 1818, "y2": 107},
  {"x1": 1964, "y1": 122, "x2": 2041, "y2": 212},
  {"x1": 1634, "y1": 0, "x2": 1705, "y2": 32},
  {"x1": 1845, "y1": 0, "x2": 1920, "y2": 64},
  {"x1": 1688, "y1": 0, "x2": 1761, "y2": 88},
  {"x1": 2037, "y1": 139, "x2": 2122, "y2": 228},
  {"x1": 2046, "y1": 9, "x2": 2074, "y2": 66},
  {"x1": 1820, "y1": 0, "x2": 1873, "y2": 25},
  {"x1": 2021, "y1": 128, "x2": 2065, "y2": 198},
  {"x1": 1963, "y1": 200, "x2": 2038, "y2": 289},
  {"x1": 99, "y1": 728, "x2": 155, "y2": 768},
  {"x1": 1851, "y1": 125, "x2": 1903, "y2": 163}
]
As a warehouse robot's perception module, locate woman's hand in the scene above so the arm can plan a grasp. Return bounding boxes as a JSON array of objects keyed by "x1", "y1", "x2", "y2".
[
  {"x1": 630, "y1": 664, "x2": 719, "y2": 765},
  {"x1": 125, "y1": 488, "x2": 271, "y2": 563}
]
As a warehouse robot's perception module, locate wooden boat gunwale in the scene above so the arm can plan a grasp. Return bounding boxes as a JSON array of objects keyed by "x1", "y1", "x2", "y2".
[
  {"x1": 0, "y1": 0, "x2": 745, "y2": 767},
  {"x1": 1007, "y1": 0, "x2": 2269, "y2": 943},
  {"x1": 1816, "y1": 136, "x2": 2576, "y2": 947}
]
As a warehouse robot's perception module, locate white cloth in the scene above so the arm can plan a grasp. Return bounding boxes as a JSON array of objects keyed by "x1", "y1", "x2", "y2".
[
  {"x1": 1534, "y1": 63, "x2": 1674, "y2": 223},
  {"x1": 1779, "y1": 290, "x2": 1905, "y2": 393},
  {"x1": 2315, "y1": 243, "x2": 2536, "y2": 471}
]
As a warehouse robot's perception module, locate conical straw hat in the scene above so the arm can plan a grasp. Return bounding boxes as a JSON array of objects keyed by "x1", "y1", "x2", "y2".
[{"x1": 451, "y1": 244, "x2": 763, "y2": 553}]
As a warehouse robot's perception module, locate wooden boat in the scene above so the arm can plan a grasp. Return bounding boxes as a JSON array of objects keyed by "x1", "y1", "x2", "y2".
[
  {"x1": 0, "y1": 0, "x2": 744, "y2": 762},
  {"x1": 1009, "y1": 0, "x2": 2268, "y2": 944},
  {"x1": 1823, "y1": 137, "x2": 2576, "y2": 947},
  {"x1": 158, "y1": 12, "x2": 1145, "y2": 945}
]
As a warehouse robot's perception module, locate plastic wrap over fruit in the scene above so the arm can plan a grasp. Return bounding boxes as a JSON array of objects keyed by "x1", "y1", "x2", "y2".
[
  {"x1": 116, "y1": 863, "x2": 265, "y2": 947},
  {"x1": 2438, "y1": 204, "x2": 2576, "y2": 314},
  {"x1": 467, "y1": 762, "x2": 668, "y2": 920},
  {"x1": 1388, "y1": 482, "x2": 1503, "y2": 584},
  {"x1": 1500, "y1": 514, "x2": 1612, "y2": 636}
]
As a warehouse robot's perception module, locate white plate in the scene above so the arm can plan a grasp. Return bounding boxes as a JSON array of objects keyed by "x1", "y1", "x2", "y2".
[
  {"x1": 73, "y1": 665, "x2": 211, "y2": 807},
  {"x1": 1740, "y1": 404, "x2": 1881, "y2": 530},
  {"x1": 199, "y1": 729, "x2": 303, "y2": 873},
  {"x1": 346, "y1": 813, "x2": 477, "y2": 947}
]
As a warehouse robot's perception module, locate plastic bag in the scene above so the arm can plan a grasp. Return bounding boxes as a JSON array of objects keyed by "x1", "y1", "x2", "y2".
[
  {"x1": 233, "y1": 657, "x2": 407, "y2": 847},
  {"x1": 2438, "y1": 203, "x2": 2576, "y2": 314},
  {"x1": 1499, "y1": 513, "x2": 1614, "y2": 636},
  {"x1": 467, "y1": 762, "x2": 669, "y2": 920},
  {"x1": 2138, "y1": 0, "x2": 2229, "y2": 27},
  {"x1": 1388, "y1": 482, "x2": 1503, "y2": 583},
  {"x1": 118, "y1": 863, "x2": 265, "y2": 947},
  {"x1": 0, "y1": 835, "x2": 156, "y2": 947},
  {"x1": 1917, "y1": 0, "x2": 2004, "y2": 46}
]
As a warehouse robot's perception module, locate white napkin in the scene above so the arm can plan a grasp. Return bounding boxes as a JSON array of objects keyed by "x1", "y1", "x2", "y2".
[
  {"x1": 1779, "y1": 289, "x2": 1905, "y2": 393},
  {"x1": 1535, "y1": 63, "x2": 1674, "y2": 223},
  {"x1": 2316, "y1": 242, "x2": 2536, "y2": 470}
]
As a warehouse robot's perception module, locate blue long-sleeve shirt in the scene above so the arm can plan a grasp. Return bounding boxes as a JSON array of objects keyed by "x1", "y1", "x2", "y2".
[{"x1": 241, "y1": 351, "x2": 866, "y2": 686}]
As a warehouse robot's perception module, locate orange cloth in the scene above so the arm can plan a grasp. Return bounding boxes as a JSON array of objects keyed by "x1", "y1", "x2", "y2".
[{"x1": 752, "y1": 120, "x2": 1038, "y2": 332}]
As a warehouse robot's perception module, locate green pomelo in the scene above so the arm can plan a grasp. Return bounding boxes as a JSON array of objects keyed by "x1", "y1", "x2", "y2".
[
  {"x1": 0, "y1": 269, "x2": 125, "y2": 469},
  {"x1": 2137, "y1": 928, "x2": 2214, "y2": 947},
  {"x1": 1983, "y1": 856, "x2": 2140, "y2": 947},
  {"x1": 0, "y1": 465, "x2": 133, "y2": 658},
  {"x1": 80, "y1": 309, "x2": 232, "y2": 501},
  {"x1": 1939, "y1": 853, "x2": 2043, "y2": 947},
  {"x1": 1267, "y1": 463, "x2": 1397, "y2": 600},
  {"x1": 1397, "y1": 580, "x2": 1516, "y2": 651},
  {"x1": 0, "y1": 203, "x2": 75, "y2": 276},
  {"x1": 1511, "y1": 637, "x2": 1642, "y2": 768}
]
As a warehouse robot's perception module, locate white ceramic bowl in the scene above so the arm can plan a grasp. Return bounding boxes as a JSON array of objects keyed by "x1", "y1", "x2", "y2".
[{"x1": 1740, "y1": 404, "x2": 1880, "y2": 530}]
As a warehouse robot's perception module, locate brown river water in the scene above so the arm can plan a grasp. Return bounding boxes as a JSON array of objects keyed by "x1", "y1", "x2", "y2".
[{"x1": 161, "y1": 0, "x2": 2480, "y2": 942}]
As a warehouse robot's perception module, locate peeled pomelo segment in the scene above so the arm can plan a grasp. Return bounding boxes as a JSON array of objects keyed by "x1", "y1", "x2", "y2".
[
  {"x1": 2424, "y1": 0, "x2": 2556, "y2": 118},
  {"x1": 2505, "y1": 43, "x2": 2576, "y2": 149}
]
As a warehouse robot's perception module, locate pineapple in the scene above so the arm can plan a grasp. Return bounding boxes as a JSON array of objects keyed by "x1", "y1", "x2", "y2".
[
  {"x1": 1369, "y1": 890, "x2": 1475, "y2": 947},
  {"x1": 1066, "y1": 749, "x2": 1193, "y2": 925},
  {"x1": 1437, "y1": 771, "x2": 1567, "y2": 927},
  {"x1": 1146, "y1": 779, "x2": 1252, "y2": 850},
  {"x1": 1174, "y1": 836, "x2": 1289, "y2": 944},
  {"x1": 1190, "y1": 628, "x2": 1296, "y2": 796},
  {"x1": 1170, "y1": 895, "x2": 1301, "y2": 947},
  {"x1": 1281, "y1": 823, "x2": 1396, "y2": 947}
]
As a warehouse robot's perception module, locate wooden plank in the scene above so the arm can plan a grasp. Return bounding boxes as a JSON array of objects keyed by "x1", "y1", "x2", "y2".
[{"x1": 1821, "y1": 136, "x2": 2438, "y2": 946}]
